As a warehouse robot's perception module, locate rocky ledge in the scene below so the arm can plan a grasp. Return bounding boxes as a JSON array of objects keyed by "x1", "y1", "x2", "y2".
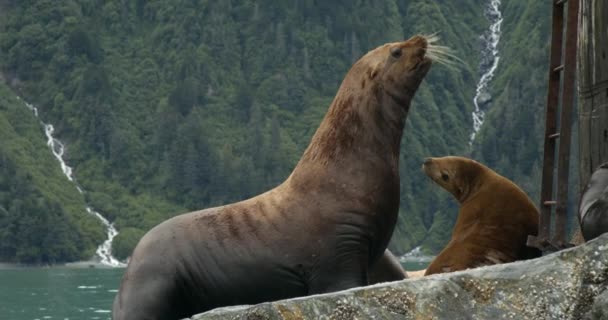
[{"x1": 191, "y1": 234, "x2": 608, "y2": 320}]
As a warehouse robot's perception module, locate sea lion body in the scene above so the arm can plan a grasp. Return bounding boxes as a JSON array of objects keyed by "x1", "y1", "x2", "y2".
[
  {"x1": 580, "y1": 162, "x2": 608, "y2": 241},
  {"x1": 422, "y1": 156, "x2": 540, "y2": 276},
  {"x1": 113, "y1": 186, "x2": 397, "y2": 319},
  {"x1": 113, "y1": 35, "x2": 435, "y2": 320}
]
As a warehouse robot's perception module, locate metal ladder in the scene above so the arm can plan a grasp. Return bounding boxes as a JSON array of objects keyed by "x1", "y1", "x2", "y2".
[{"x1": 526, "y1": 0, "x2": 579, "y2": 253}]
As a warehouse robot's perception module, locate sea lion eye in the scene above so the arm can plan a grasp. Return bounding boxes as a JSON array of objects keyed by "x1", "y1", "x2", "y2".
[
  {"x1": 390, "y1": 47, "x2": 402, "y2": 59},
  {"x1": 441, "y1": 173, "x2": 449, "y2": 181}
]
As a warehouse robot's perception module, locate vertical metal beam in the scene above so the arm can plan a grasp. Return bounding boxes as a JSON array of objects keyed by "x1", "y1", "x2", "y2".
[
  {"x1": 553, "y1": 0, "x2": 580, "y2": 247},
  {"x1": 537, "y1": 1, "x2": 565, "y2": 244}
]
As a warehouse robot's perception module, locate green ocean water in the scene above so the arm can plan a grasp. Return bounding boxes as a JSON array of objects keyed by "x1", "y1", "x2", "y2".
[
  {"x1": 0, "y1": 267, "x2": 123, "y2": 320},
  {"x1": 0, "y1": 261, "x2": 428, "y2": 320}
]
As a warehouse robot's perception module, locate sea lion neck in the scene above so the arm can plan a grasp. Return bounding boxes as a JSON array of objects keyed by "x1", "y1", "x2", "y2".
[
  {"x1": 290, "y1": 71, "x2": 408, "y2": 184},
  {"x1": 284, "y1": 35, "x2": 434, "y2": 203},
  {"x1": 299, "y1": 57, "x2": 409, "y2": 161}
]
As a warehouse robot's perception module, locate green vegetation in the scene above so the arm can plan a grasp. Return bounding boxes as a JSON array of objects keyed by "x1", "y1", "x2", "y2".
[
  {"x1": 0, "y1": 0, "x2": 555, "y2": 263},
  {"x1": 0, "y1": 82, "x2": 104, "y2": 263}
]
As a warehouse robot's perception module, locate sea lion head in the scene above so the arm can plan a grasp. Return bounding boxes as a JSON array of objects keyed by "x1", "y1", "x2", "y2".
[
  {"x1": 352, "y1": 35, "x2": 434, "y2": 108},
  {"x1": 422, "y1": 156, "x2": 486, "y2": 203},
  {"x1": 298, "y1": 34, "x2": 455, "y2": 165}
]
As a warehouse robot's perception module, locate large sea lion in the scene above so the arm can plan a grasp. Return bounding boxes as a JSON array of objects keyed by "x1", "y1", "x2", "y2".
[
  {"x1": 113, "y1": 34, "x2": 441, "y2": 320},
  {"x1": 579, "y1": 162, "x2": 608, "y2": 241},
  {"x1": 421, "y1": 156, "x2": 540, "y2": 276}
]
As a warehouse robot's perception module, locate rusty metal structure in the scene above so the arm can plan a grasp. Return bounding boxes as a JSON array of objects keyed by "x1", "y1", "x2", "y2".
[{"x1": 527, "y1": 0, "x2": 580, "y2": 253}]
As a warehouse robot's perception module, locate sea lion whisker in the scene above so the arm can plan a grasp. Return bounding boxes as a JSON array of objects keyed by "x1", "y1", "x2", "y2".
[
  {"x1": 426, "y1": 46, "x2": 459, "y2": 57},
  {"x1": 425, "y1": 51, "x2": 459, "y2": 64},
  {"x1": 426, "y1": 44, "x2": 450, "y2": 50},
  {"x1": 425, "y1": 50, "x2": 466, "y2": 68},
  {"x1": 426, "y1": 48, "x2": 454, "y2": 56},
  {"x1": 426, "y1": 45, "x2": 460, "y2": 55},
  {"x1": 425, "y1": 53, "x2": 459, "y2": 69},
  {"x1": 419, "y1": 34, "x2": 466, "y2": 69},
  {"x1": 426, "y1": 36, "x2": 440, "y2": 44},
  {"x1": 423, "y1": 32, "x2": 441, "y2": 44},
  {"x1": 427, "y1": 47, "x2": 464, "y2": 59},
  {"x1": 426, "y1": 59, "x2": 458, "y2": 71},
  {"x1": 425, "y1": 50, "x2": 452, "y2": 58}
]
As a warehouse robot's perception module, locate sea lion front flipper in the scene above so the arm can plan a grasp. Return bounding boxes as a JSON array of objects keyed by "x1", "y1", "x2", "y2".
[
  {"x1": 368, "y1": 249, "x2": 408, "y2": 284},
  {"x1": 308, "y1": 244, "x2": 369, "y2": 294}
]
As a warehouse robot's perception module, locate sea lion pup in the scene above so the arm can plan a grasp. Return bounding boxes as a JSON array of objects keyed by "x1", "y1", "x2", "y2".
[
  {"x1": 368, "y1": 250, "x2": 408, "y2": 284},
  {"x1": 579, "y1": 162, "x2": 608, "y2": 241},
  {"x1": 421, "y1": 156, "x2": 540, "y2": 276},
  {"x1": 112, "y1": 34, "x2": 441, "y2": 320}
]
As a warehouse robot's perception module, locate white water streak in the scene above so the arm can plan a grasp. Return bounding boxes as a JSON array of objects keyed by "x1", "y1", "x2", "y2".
[
  {"x1": 399, "y1": 246, "x2": 434, "y2": 263},
  {"x1": 20, "y1": 97, "x2": 125, "y2": 267},
  {"x1": 469, "y1": 0, "x2": 503, "y2": 145}
]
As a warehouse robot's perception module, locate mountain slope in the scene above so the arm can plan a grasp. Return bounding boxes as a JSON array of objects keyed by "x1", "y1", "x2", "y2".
[{"x1": 0, "y1": 80, "x2": 104, "y2": 263}]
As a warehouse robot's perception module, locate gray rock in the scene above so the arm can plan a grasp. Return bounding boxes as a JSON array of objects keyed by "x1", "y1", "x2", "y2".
[
  {"x1": 586, "y1": 289, "x2": 608, "y2": 319},
  {"x1": 190, "y1": 234, "x2": 608, "y2": 320}
]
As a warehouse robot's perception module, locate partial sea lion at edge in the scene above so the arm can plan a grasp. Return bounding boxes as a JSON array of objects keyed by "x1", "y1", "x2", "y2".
[{"x1": 579, "y1": 162, "x2": 608, "y2": 241}]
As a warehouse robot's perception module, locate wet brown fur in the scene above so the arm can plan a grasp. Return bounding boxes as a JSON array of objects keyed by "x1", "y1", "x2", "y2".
[{"x1": 422, "y1": 156, "x2": 540, "y2": 276}]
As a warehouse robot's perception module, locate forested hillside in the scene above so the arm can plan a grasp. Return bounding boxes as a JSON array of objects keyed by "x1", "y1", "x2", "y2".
[
  {"x1": 0, "y1": 81, "x2": 104, "y2": 263},
  {"x1": 0, "y1": 0, "x2": 556, "y2": 263}
]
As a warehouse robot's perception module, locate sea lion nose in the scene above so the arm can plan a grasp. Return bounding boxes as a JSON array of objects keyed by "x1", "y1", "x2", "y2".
[
  {"x1": 423, "y1": 158, "x2": 433, "y2": 165},
  {"x1": 410, "y1": 35, "x2": 427, "y2": 48}
]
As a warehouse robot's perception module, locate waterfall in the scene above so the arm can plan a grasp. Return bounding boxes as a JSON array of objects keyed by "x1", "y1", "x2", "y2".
[
  {"x1": 21, "y1": 98, "x2": 125, "y2": 267},
  {"x1": 399, "y1": 246, "x2": 434, "y2": 263},
  {"x1": 469, "y1": 0, "x2": 503, "y2": 145}
]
